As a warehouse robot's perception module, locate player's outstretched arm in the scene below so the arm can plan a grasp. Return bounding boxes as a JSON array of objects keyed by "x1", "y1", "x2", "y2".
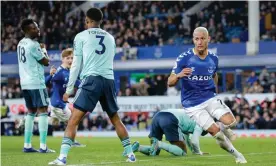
[
  {"x1": 64, "y1": 34, "x2": 83, "y2": 102},
  {"x1": 168, "y1": 68, "x2": 192, "y2": 87},
  {"x1": 190, "y1": 126, "x2": 209, "y2": 155},
  {"x1": 64, "y1": 55, "x2": 82, "y2": 99},
  {"x1": 183, "y1": 133, "x2": 194, "y2": 153},
  {"x1": 168, "y1": 73, "x2": 179, "y2": 87}
]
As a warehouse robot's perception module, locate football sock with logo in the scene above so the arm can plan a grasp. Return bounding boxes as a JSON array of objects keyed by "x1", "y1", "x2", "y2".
[
  {"x1": 24, "y1": 113, "x2": 35, "y2": 148},
  {"x1": 58, "y1": 137, "x2": 73, "y2": 159},
  {"x1": 138, "y1": 145, "x2": 151, "y2": 155},
  {"x1": 214, "y1": 131, "x2": 240, "y2": 158},
  {"x1": 38, "y1": 113, "x2": 48, "y2": 150},
  {"x1": 121, "y1": 137, "x2": 133, "y2": 155},
  {"x1": 158, "y1": 141, "x2": 185, "y2": 156}
]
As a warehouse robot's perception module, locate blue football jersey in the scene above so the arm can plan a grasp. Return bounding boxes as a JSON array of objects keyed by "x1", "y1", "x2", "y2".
[
  {"x1": 171, "y1": 49, "x2": 218, "y2": 108},
  {"x1": 46, "y1": 66, "x2": 80, "y2": 109}
]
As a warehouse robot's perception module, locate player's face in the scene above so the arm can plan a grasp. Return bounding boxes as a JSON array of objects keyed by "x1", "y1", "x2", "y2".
[
  {"x1": 85, "y1": 17, "x2": 93, "y2": 29},
  {"x1": 62, "y1": 54, "x2": 73, "y2": 68},
  {"x1": 193, "y1": 31, "x2": 209, "y2": 52},
  {"x1": 28, "y1": 22, "x2": 40, "y2": 38}
]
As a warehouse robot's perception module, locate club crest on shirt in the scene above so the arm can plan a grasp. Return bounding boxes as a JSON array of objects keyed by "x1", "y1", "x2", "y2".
[{"x1": 208, "y1": 67, "x2": 215, "y2": 74}]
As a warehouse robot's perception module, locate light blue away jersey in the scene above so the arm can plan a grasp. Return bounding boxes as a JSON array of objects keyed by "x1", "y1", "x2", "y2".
[
  {"x1": 74, "y1": 28, "x2": 115, "y2": 80},
  {"x1": 171, "y1": 49, "x2": 218, "y2": 108},
  {"x1": 17, "y1": 37, "x2": 46, "y2": 89}
]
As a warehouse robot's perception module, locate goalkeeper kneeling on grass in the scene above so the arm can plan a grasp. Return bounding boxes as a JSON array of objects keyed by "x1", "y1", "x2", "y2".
[{"x1": 126, "y1": 109, "x2": 209, "y2": 156}]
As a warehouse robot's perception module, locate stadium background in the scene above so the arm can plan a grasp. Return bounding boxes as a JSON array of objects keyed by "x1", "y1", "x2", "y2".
[{"x1": 1, "y1": 1, "x2": 276, "y2": 137}]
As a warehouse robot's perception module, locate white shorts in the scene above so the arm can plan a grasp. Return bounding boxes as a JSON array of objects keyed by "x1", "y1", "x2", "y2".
[
  {"x1": 50, "y1": 105, "x2": 72, "y2": 122},
  {"x1": 183, "y1": 97, "x2": 232, "y2": 130}
]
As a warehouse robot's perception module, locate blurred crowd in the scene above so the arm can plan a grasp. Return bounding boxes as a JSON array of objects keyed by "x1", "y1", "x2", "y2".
[
  {"x1": 1, "y1": 1, "x2": 85, "y2": 52},
  {"x1": 1, "y1": 95, "x2": 275, "y2": 136},
  {"x1": 244, "y1": 69, "x2": 276, "y2": 94},
  {"x1": 79, "y1": 95, "x2": 276, "y2": 131},
  {"x1": 1, "y1": 68, "x2": 276, "y2": 134},
  {"x1": 2, "y1": 1, "x2": 276, "y2": 52},
  {"x1": 1, "y1": 74, "x2": 177, "y2": 99},
  {"x1": 224, "y1": 97, "x2": 276, "y2": 129},
  {"x1": 1, "y1": 79, "x2": 22, "y2": 99},
  {"x1": 118, "y1": 74, "x2": 179, "y2": 96},
  {"x1": 1, "y1": 69, "x2": 276, "y2": 99},
  {"x1": 77, "y1": 111, "x2": 152, "y2": 132}
]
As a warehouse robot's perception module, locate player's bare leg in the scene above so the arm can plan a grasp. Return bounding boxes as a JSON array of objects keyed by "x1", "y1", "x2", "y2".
[
  {"x1": 207, "y1": 123, "x2": 247, "y2": 164},
  {"x1": 110, "y1": 113, "x2": 129, "y2": 139},
  {"x1": 50, "y1": 106, "x2": 86, "y2": 147},
  {"x1": 217, "y1": 112, "x2": 237, "y2": 141},
  {"x1": 51, "y1": 117, "x2": 59, "y2": 126},
  {"x1": 49, "y1": 108, "x2": 85, "y2": 165},
  {"x1": 110, "y1": 113, "x2": 136, "y2": 162}
]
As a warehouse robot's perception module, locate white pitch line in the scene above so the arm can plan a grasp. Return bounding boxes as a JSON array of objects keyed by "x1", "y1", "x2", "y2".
[{"x1": 67, "y1": 152, "x2": 276, "y2": 166}]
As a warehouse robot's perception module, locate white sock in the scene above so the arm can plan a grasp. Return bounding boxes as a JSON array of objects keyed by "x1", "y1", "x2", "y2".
[
  {"x1": 40, "y1": 143, "x2": 47, "y2": 150},
  {"x1": 34, "y1": 117, "x2": 39, "y2": 123},
  {"x1": 214, "y1": 131, "x2": 240, "y2": 158},
  {"x1": 24, "y1": 143, "x2": 32, "y2": 148},
  {"x1": 48, "y1": 117, "x2": 53, "y2": 125},
  {"x1": 217, "y1": 122, "x2": 226, "y2": 131},
  {"x1": 58, "y1": 154, "x2": 67, "y2": 160}
]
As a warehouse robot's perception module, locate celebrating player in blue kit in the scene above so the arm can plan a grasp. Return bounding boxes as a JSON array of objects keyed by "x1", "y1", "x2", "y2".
[
  {"x1": 49, "y1": 8, "x2": 136, "y2": 165},
  {"x1": 45, "y1": 48, "x2": 85, "y2": 147},
  {"x1": 17, "y1": 19, "x2": 55, "y2": 153},
  {"x1": 167, "y1": 27, "x2": 247, "y2": 164}
]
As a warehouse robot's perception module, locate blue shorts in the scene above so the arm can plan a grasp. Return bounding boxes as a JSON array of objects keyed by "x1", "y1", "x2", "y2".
[
  {"x1": 73, "y1": 75, "x2": 119, "y2": 117},
  {"x1": 149, "y1": 112, "x2": 183, "y2": 142},
  {"x1": 22, "y1": 89, "x2": 49, "y2": 109}
]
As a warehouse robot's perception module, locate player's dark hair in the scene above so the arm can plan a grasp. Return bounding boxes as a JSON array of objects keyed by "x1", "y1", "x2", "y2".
[
  {"x1": 86, "y1": 8, "x2": 103, "y2": 22},
  {"x1": 21, "y1": 19, "x2": 34, "y2": 32}
]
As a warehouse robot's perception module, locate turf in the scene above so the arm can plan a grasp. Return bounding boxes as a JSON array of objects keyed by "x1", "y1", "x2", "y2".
[{"x1": 1, "y1": 136, "x2": 276, "y2": 166}]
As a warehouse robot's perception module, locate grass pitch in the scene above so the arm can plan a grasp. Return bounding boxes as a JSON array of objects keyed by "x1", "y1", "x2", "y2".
[{"x1": 1, "y1": 136, "x2": 276, "y2": 166}]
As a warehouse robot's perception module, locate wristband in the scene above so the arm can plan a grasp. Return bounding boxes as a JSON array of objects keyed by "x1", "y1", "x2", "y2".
[
  {"x1": 41, "y1": 48, "x2": 49, "y2": 58},
  {"x1": 42, "y1": 48, "x2": 47, "y2": 53}
]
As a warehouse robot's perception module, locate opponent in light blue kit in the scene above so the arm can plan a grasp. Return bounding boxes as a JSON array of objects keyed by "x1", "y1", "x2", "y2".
[
  {"x1": 131, "y1": 109, "x2": 208, "y2": 156},
  {"x1": 49, "y1": 8, "x2": 136, "y2": 165},
  {"x1": 45, "y1": 48, "x2": 84, "y2": 147},
  {"x1": 17, "y1": 19, "x2": 55, "y2": 153},
  {"x1": 167, "y1": 27, "x2": 246, "y2": 164}
]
